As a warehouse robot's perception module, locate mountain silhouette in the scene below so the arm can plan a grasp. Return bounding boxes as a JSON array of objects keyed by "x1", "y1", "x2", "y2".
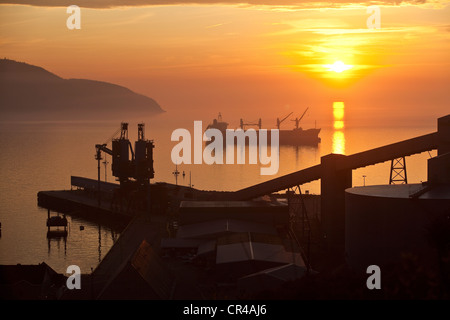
[{"x1": 0, "y1": 59, "x2": 164, "y2": 121}]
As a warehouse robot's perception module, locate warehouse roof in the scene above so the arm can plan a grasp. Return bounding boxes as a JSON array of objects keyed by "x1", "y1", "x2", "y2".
[
  {"x1": 216, "y1": 232, "x2": 304, "y2": 266},
  {"x1": 180, "y1": 200, "x2": 287, "y2": 208},
  {"x1": 346, "y1": 183, "x2": 450, "y2": 200},
  {"x1": 176, "y1": 219, "x2": 277, "y2": 239}
]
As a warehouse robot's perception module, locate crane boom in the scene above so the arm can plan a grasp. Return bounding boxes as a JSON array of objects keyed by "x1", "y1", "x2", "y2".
[
  {"x1": 95, "y1": 143, "x2": 113, "y2": 156},
  {"x1": 276, "y1": 111, "x2": 293, "y2": 130},
  {"x1": 298, "y1": 107, "x2": 309, "y2": 122},
  {"x1": 280, "y1": 112, "x2": 293, "y2": 124}
]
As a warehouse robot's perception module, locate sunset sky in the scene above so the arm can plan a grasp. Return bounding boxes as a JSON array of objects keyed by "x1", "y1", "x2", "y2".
[{"x1": 1, "y1": 1, "x2": 449, "y2": 127}]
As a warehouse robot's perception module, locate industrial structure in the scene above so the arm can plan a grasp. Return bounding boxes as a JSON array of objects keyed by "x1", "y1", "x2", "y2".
[
  {"x1": 95, "y1": 122, "x2": 154, "y2": 213},
  {"x1": 33, "y1": 114, "x2": 450, "y2": 299},
  {"x1": 346, "y1": 137, "x2": 450, "y2": 270},
  {"x1": 224, "y1": 114, "x2": 450, "y2": 264}
]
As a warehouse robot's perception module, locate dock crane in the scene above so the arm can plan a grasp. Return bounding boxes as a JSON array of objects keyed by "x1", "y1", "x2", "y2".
[
  {"x1": 291, "y1": 107, "x2": 309, "y2": 129},
  {"x1": 95, "y1": 122, "x2": 154, "y2": 212},
  {"x1": 276, "y1": 112, "x2": 293, "y2": 130}
]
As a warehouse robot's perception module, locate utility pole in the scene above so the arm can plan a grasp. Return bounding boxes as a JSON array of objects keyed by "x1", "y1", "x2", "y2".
[
  {"x1": 173, "y1": 163, "x2": 180, "y2": 186},
  {"x1": 95, "y1": 147, "x2": 102, "y2": 206},
  {"x1": 103, "y1": 156, "x2": 109, "y2": 182}
]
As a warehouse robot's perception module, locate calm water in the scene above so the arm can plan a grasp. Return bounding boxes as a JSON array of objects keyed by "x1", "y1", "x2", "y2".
[{"x1": 0, "y1": 113, "x2": 437, "y2": 274}]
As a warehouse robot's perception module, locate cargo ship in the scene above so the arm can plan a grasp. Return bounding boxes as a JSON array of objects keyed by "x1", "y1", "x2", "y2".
[{"x1": 205, "y1": 109, "x2": 321, "y2": 146}]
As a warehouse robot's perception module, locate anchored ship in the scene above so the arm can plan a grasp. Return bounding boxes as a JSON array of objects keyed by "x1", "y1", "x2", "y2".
[{"x1": 206, "y1": 108, "x2": 321, "y2": 146}]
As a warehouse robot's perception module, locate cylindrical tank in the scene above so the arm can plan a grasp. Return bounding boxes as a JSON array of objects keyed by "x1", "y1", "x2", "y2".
[{"x1": 345, "y1": 184, "x2": 450, "y2": 271}]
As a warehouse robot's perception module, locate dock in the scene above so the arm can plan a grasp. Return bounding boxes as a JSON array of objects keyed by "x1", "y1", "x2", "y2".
[{"x1": 38, "y1": 189, "x2": 133, "y2": 228}]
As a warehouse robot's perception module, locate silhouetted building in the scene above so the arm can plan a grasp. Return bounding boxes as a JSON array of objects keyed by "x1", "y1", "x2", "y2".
[
  {"x1": 97, "y1": 240, "x2": 174, "y2": 299},
  {"x1": 215, "y1": 232, "x2": 305, "y2": 280},
  {"x1": 178, "y1": 200, "x2": 289, "y2": 226},
  {"x1": 0, "y1": 263, "x2": 65, "y2": 300},
  {"x1": 176, "y1": 219, "x2": 277, "y2": 239},
  {"x1": 238, "y1": 263, "x2": 308, "y2": 295}
]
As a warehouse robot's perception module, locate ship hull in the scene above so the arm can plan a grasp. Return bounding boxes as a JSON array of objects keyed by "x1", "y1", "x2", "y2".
[
  {"x1": 278, "y1": 128, "x2": 321, "y2": 145},
  {"x1": 205, "y1": 128, "x2": 321, "y2": 146}
]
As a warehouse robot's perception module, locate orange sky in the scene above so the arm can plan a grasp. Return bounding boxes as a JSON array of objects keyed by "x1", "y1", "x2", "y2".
[{"x1": 1, "y1": 1, "x2": 449, "y2": 127}]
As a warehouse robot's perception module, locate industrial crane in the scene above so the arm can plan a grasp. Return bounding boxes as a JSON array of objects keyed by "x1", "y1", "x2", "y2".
[
  {"x1": 291, "y1": 107, "x2": 309, "y2": 129},
  {"x1": 94, "y1": 122, "x2": 154, "y2": 212},
  {"x1": 276, "y1": 112, "x2": 293, "y2": 130}
]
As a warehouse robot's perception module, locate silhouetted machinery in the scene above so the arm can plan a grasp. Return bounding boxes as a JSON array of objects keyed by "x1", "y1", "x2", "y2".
[
  {"x1": 95, "y1": 122, "x2": 154, "y2": 213},
  {"x1": 291, "y1": 107, "x2": 309, "y2": 129},
  {"x1": 276, "y1": 112, "x2": 293, "y2": 130}
]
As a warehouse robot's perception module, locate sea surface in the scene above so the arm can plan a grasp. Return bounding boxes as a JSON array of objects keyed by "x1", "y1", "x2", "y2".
[{"x1": 0, "y1": 112, "x2": 438, "y2": 274}]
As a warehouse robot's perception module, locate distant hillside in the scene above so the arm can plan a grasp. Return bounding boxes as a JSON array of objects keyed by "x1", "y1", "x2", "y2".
[{"x1": 0, "y1": 59, "x2": 164, "y2": 121}]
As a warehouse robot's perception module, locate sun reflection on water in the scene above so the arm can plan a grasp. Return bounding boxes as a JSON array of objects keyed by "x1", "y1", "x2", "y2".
[
  {"x1": 332, "y1": 130, "x2": 345, "y2": 154},
  {"x1": 332, "y1": 101, "x2": 345, "y2": 154}
]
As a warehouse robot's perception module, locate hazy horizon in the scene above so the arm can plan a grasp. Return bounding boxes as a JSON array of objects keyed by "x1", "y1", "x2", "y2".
[{"x1": 1, "y1": 2, "x2": 449, "y2": 126}]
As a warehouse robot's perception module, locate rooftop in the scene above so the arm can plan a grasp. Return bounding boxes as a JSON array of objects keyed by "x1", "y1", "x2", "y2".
[
  {"x1": 176, "y1": 219, "x2": 277, "y2": 239},
  {"x1": 180, "y1": 200, "x2": 287, "y2": 208},
  {"x1": 346, "y1": 183, "x2": 450, "y2": 200}
]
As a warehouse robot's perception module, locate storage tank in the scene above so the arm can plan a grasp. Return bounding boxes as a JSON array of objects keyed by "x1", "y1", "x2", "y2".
[{"x1": 345, "y1": 183, "x2": 450, "y2": 271}]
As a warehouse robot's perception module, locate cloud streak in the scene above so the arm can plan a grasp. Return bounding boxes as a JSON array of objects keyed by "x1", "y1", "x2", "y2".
[{"x1": 0, "y1": 0, "x2": 441, "y2": 9}]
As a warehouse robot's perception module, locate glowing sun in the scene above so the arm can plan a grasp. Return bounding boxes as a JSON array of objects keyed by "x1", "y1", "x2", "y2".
[{"x1": 325, "y1": 61, "x2": 353, "y2": 73}]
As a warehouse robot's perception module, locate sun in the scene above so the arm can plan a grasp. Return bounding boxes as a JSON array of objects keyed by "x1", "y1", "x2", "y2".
[{"x1": 325, "y1": 61, "x2": 353, "y2": 73}]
